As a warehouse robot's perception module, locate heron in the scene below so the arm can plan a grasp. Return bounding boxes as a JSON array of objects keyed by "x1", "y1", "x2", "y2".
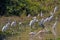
[
  {"x1": 11, "y1": 21, "x2": 16, "y2": 27},
  {"x1": 48, "y1": 6, "x2": 58, "y2": 22},
  {"x1": 29, "y1": 16, "x2": 38, "y2": 31},
  {"x1": 2, "y1": 22, "x2": 10, "y2": 32},
  {"x1": 38, "y1": 18, "x2": 45, "y2": 29},
  {"x1": 43, "y1": 17, "x2": 49, "y2": 23},
  {"x1": 38, "y1": 17, "x2": 51, "y2": 32},
  {"x1": 43, "y1": 12, "x2": 54, "y2": 23},
  {"x1": 47, "y1": 12, "x2": 54, "y2": 22}
]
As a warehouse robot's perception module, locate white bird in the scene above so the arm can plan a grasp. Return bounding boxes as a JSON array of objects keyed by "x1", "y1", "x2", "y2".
[
  {"x1": 2, "y1": 22, "x2": 10, "y2": 32},
  {"x1": 54, "y1": 6, "x2": 58, "y2": 13},
  {"x1": 39, "y1": 12, "x2": 54, "y2": 25},
  {"x1": 11, "y1": 21, "x2": 16, "y2": 27},
  {"x1": 43, "y1": 17, "x2": 49, "y2": 23},
  {"x1": 38, "y1": 18, "x2": 50, "y2": 31},
  {"x1": 48, "y1": 16, "x2": 53, "y2": 22},
  {"x1": 38, "y1": 18, "x2": 45, "y2": 29},
  {"x1": 47, "y1": 12, "x2": 54, "y2": 22},
  {"x1": 29, "y1": 17, "x2": 38, "y2": 30},
  {"x1": 42, "y1": 12, "x2": 54, "y2": 23}
]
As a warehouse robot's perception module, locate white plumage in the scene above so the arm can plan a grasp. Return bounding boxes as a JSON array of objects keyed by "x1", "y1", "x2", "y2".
[
  {"x1": 29, "y1": 17, "x2": 38, "y2": 27},
  {"x1": 39, "y1": 18, "x2": 44, "y2": 24},
  {"x1": 49, "y1": 12, "x2": 54, "y2": 21},
  {"x1": 2, "y1": 22, "x2": 10, "y2": 32},
  {"x1": 11, "y1": 21, "x2": 16, "y2": 26},
  {"x1": 40, "y1": 12, "x2": 54, "y2": 24},
  {"x1": 43, "y1": 18, "x2": 49, "y2": 23},
  {"x1": 48, "y1": 15, "x2": 53, "y2": 21}
]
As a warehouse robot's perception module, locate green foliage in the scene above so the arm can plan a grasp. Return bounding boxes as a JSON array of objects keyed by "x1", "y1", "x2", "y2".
[{"x1": 0, "y1": 0, "x2": 60, "y2": 16}]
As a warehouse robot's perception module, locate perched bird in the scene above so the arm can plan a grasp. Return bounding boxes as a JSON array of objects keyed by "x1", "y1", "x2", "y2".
[
  {"x1": 43, "y1": 17, "x2": 49, "y2": 23},
  {"x1": 43, "y1": 12, "x2": 54, "y2": 23},
  {"x1": 38, "y1": 18, "x2": 50, "y2": 31},
  {"x1": 38, "y1": 18, "x2": 45, "y2": 29},
  {"x1": 48, "y1": 12, "x2": 54, "y2": 22},
  {"x1": 11, "y1": 21, "x2": 16, "y2": 27},
  {"x1": 2, "y1": 22, "x2": 10, "y2": 32},
  {"x1": 29, "y1": 16, "x2": 38, "y2": 30}
]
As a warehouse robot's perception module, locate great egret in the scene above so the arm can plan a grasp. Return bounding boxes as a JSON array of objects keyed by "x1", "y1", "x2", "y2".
[
  {"x1": 38, "y1": 17, "x2": 51, "y2": 32},
  {"x1": 29, "y1": 17, "x2": 38, "y2": 26},
  {"x1": 43, "y1": 12, "x2": 54, "y2": 23},
  {"x1": 29, "y1": 16, "x2": 38, "y2": 31},
  {"x1": 43, "y1": 17, "x2": 49, "y2": 23},
  {"x1": 48, "y1": 12, "x2": 54, "y2": 22},
  {"x1": 11, "y1": 21, "x2": 16, "y2": 27},
  {"x1": 38, "y1": 18, "x2": 45, "y2": 29},
  {"x1": 2, "y1": 22, "x2": 10, "y2": 32}
]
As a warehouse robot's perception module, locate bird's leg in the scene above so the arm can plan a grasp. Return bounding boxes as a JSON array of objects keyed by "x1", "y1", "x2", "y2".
[{"x1": 52, "y1": 28, "x2": 57, "y2": 40}]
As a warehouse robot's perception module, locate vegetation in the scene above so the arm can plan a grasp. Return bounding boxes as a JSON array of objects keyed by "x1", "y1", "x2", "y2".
[
  {"x1": 0, "y1": 0, "x2": 60, "y2": 40},
  {"x1": 0, "y1": 16, "x2": 60, "y2": 40},
  {"x1": 0, "y1": 0, "x2": 60, "y2": 16}
]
